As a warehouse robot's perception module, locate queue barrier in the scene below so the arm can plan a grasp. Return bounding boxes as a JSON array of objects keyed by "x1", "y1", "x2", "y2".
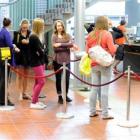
[{"x1": 1, "y1": 60, "x2": 138, "y2": 127}]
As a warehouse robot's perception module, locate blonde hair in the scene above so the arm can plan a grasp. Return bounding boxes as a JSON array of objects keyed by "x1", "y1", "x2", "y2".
[
  {"x1": 20, "y1": 18, "x2": 30, "y2": 26},
  {"x1": 32, "y1": 18, "x2": 44, "y2": 36},
  {"x1": 53, "y1": 20, "x2": 69, "y2": 40},
  {"x1": 89, "y1": 16, "x2": 109, "y2": 39}
]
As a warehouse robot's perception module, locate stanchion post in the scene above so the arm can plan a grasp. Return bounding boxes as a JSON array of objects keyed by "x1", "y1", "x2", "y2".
[
  {"x1": 126, "y1": 66, "x2": 131, "y2": 121},
  {"x1": 117, "y1": 66, "x2": 139, "y2": 128},
  {"x1": 62, "y1": 62, "x2": 67, "y2": 113},
  {"x1": 0, "y1": 48, "x2": 15, "y2": 111},
  {"x1": 56, "y1": 62, "x2": 74, "y2": 119},
  {"x1": 5, "y1": 58, "x2": 8, "y2": 106}
]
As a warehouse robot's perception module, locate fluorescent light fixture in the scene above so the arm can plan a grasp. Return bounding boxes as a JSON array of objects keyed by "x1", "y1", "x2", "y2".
[{"x1": 138, "y1": 0, "x2": 140, "y2": 3}]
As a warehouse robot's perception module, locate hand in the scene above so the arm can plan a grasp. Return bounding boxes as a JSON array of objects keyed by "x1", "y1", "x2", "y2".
[
  {"x1": 54, "y1": 43, "x2": 61, "y2": 47},
  {"x1": 13, "y1": 44, "x2": 20, "y2": 52},
  {"x1": 115, "y1": 44, "x2": 119, "y2": 48},
  {"x1": 22, "y1": 39, "x2": 29, "y2": 44},
  {"x1": 72, "y1": 44, "x2": 80, "y2": 51},
  {"x1": 14, "y1": 47, "x2": 20, "y2": 52}
]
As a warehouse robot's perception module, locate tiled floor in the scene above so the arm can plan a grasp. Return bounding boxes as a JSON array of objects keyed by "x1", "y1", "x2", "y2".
[{"x1": 0, "y1": 71, "x2": 140, "y2": 140}]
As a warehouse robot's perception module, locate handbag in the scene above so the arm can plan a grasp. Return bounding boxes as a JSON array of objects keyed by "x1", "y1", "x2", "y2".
[
  {"x1": 88, "y1": 32, "x2": 114, "y2": 67},
  {"x1": 79, "y1": 53, "x2": 92, "y2": 76}
]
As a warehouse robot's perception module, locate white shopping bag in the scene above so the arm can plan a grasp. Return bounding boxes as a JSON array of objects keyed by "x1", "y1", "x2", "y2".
[{"x1": 88, "y1": 45, "x2": 114, "y2": 67}]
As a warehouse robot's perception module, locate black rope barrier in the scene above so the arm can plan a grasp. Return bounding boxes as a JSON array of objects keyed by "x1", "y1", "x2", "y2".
[
  {"x1": 67, "y1": 68, "x2": 125, "y2": 87},
  {"x1": 70, "y1": 58, "x2": 81, "y2": 62}
]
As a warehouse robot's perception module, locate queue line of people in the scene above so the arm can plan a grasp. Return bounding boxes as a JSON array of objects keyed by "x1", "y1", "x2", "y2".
[
  {"x1": 0, "y1": 17, "x2": 79, "y2": 109},
  {"x1": 0, "y1": 16, "x2": 124, "y2": 120}
]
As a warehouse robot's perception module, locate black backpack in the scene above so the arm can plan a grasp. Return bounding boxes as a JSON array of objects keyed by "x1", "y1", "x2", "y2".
[{"x1": 112, "y1": 27, "x2": 124, "y2": 39}]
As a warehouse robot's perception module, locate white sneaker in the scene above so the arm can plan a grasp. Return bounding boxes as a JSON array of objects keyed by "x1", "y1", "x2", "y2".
[
  {"x1": 38, "y1": 102, "x2": 47, "y2": 108},
  {"x1": 30, "y1": 102, "x2": 45, "y2": 109}
]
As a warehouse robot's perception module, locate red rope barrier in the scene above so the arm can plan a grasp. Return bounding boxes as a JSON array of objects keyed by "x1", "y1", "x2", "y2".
[
  {"x1": 67, "y1": 69, "x2": 125, "y2": 87},
  {"x1": 113, "y1": 69, "x2": 140, "y2": 80},
  {"x1": 9, "y1": 65, "x2": 62, "y2": 79}
]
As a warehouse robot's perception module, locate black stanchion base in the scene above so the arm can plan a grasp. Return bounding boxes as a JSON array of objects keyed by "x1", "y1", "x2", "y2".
[{"x1": 79, "y1": 87, "x2": 90, "y2": 92}]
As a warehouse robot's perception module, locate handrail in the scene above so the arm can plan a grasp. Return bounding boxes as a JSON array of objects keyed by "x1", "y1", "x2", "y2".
[{"x1": 0, "y1": 0, "x2": 19, "y2": 7}]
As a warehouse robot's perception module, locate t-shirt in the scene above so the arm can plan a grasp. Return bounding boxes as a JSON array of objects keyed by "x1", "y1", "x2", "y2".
[{"x1": 115, "y1": 25, "x2": 126, "y2": 45}]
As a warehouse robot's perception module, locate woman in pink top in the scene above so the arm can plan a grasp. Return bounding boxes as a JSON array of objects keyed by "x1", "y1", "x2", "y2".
[{"x1": 86, "y1": 16, "x2": 116, "y2": 119}]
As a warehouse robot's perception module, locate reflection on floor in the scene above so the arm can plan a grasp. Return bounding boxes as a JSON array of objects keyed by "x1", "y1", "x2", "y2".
[{"x1": 0, "y1": 72, "x2": 140, "y2": 140}]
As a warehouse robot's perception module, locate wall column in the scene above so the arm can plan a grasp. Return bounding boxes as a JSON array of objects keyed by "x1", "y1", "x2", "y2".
[
  {"x1": 73, "y1": 0, "x2": 86, "y2": 88},
  {"x1": 74, "y1": 0, "x2": 85, "y2": 51},
  {"x1": 125, "y1": 0, "x2": 140, "y2": 26}
]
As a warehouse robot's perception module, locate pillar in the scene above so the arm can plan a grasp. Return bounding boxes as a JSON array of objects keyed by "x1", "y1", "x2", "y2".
[{"x1": 125, "y1": 0, "x2": 140, "y2": 26}]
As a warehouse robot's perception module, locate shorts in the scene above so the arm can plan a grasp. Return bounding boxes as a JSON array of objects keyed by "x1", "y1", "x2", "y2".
[{"x1": 115, "y1": 45, "x2": 124, "y2": 61}]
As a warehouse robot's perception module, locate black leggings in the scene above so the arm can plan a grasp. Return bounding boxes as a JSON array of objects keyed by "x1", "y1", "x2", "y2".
[{"x1": 53, "y1": 61, "x2": 70, "y2": 95}]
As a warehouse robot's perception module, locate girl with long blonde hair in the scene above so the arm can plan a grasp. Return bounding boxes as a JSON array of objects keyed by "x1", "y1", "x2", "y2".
[
  {"x1": 29, "y1": 18, "x2": 46, "y2": 109},
  {"x1": 86, "y1": 16, "x2": 117, "y2": 119}
]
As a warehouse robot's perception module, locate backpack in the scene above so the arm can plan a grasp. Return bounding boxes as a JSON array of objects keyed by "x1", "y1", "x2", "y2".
[{"x1": 112, "y1": 27, "x2": 124, "y2": 39}]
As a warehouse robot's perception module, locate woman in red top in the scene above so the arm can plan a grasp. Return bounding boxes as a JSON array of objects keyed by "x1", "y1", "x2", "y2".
[{"x1": 86, "y1": 16, "x2": 116, "y2": 119}]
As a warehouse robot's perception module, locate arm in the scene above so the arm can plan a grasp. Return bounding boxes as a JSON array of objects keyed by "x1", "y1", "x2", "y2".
[
  {"x1": 85, "y1": 36, "x2": 91, "y2": 53},
  {"x1": 4, "y1": 31, "x2": 14, "y2": 49},
  {"x1": 51, "y1": 34, "x2": 70, "y2": 52},
  {"x1": 106, "y1": 32, "x2": 117, "y2": 56},
  {"x1": 123, "y1": 32, "x2": 129, "y2": 43},
  {"x1": 60, "y1": 34, "x2": 74, "y2": 48},
  {"x1": 121, "y1": 27, "x2": 129, "y2": 43},
  {"x1": 60, "y1": 42, "x2": 73, "y2": 48}
]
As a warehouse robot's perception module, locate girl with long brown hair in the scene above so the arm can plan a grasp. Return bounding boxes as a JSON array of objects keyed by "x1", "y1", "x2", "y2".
[{"x1": 52, "y1": 20, "x2": 78, "y2": 104}]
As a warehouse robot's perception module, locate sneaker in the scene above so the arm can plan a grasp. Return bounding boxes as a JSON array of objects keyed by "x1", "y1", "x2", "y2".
[
  {"x1": 58, "y1": 96, "x2": 63, "y2": 104},
  {"x1": 30, "y1": 102, "x2": 45, "y2": 109},
  {"x1": 39, "y1": 95, "x2": 46, "y2": 98},
  {"x1": 102, "y1": 115, "x2": 114, "y2": 120},
  {"x1": 89, "y1": 113, "x2": 99, "y2": 117},
  {"x1": 38, "y1": 102, "x2": 47, "y2": 108},
  {"x1": 66, "y1": 96, "x2": 72, "y2": 102}
]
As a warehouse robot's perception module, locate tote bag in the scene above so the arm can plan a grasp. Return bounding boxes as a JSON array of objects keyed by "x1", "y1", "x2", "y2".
[
  {"x1": 88, "y1": 32, "x2": 114, "y2": 67},
  {"x1": 79, "y1": 53, "x2": 92, "y2": 76}
]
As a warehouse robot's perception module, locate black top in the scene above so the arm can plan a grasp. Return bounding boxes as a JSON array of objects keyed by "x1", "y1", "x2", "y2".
[
  {"x1": 29, "y1": 34, "x2": 45, "y2": 67},
  {"x1": 13, "y1": 30, "x2": 31, "y2": 67}
]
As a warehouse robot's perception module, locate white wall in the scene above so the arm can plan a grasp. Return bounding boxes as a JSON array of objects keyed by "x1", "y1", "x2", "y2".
[
  {"x1": 0, "y1": 0, "x2": 9, "y2": 27},
  {"x1": 67, "y1": 1, "x2": 125, "y2": 38}
]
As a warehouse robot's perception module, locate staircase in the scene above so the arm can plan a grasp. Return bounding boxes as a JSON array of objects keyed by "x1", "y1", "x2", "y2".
[{"x1": 36, "y1": 0, "x2": 95, "y2": 31}]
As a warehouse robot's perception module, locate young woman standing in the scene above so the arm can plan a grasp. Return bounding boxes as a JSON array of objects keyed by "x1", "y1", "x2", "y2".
[
  {"x1": 13, "y1": 19, "x2": 31, "y2": 100},
  {"x1": 29, "y1": 18, "x2": 46, "y2": 109},
  {"x1": 52, "y1": 20, "x2": 78, "y2": 104}
]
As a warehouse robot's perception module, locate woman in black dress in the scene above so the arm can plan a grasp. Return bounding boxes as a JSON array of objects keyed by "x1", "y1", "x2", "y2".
[{"x1": 13, "y1": 19, "x2": 31, "y2": 100}]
